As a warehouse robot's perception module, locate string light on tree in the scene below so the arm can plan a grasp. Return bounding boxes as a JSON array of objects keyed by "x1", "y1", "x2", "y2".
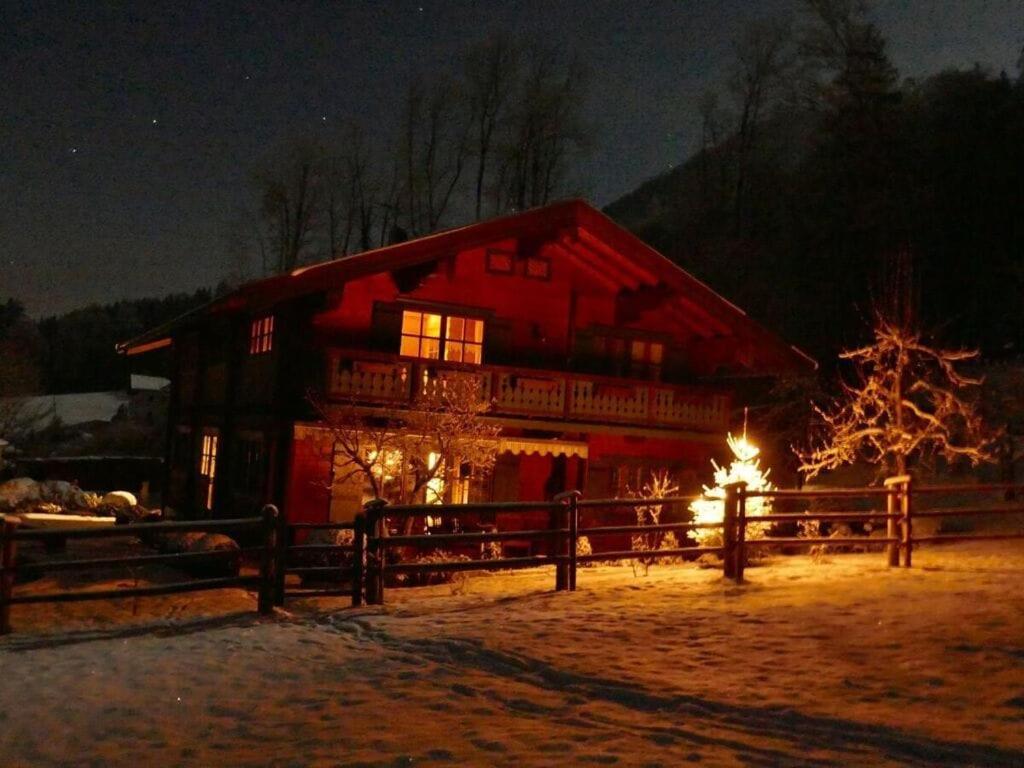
[{"x1": 688, "y1": 409, "x2": 773, "y2": 546}]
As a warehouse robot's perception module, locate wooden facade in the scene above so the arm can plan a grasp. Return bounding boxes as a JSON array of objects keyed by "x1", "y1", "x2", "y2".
[{"x1": 120, "y1": 200, "x2": 812, "y2": 539}]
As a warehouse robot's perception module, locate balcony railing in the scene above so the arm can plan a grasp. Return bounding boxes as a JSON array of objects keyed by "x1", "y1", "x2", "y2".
[{"x1": 326, "y1": 349, "x2": 729, "y2": 432}]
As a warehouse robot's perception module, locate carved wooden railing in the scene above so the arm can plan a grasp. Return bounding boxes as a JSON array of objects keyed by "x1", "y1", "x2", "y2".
[{"x1": 326, "y1": 349, "x2": 729, "y2": 432}]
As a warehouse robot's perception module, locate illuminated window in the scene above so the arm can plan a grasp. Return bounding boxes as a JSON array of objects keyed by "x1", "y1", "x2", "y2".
[
  {"x1": 400, "y1": 310, "x2": 442, "y2": 359},
  {"x1": 199, "y1": 432, "x2": 219, "y2": 510},
  {"x1": 444, "y1": 316, "x2": 484, "y2": 364},
  {"x1": 249, "y1": 315, "x2": 274, "y2": 355},
  {"x1": 400, "y1": 309, "x2": 484, "y2": 365},
  {"x1": 525, "y1": 256, "x2": 550, "y2": 280}
]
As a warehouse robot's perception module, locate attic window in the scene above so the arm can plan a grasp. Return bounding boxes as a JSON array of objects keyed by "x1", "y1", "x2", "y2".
[
  {"x1": 525, "y1": 255, "x2": 550, "y2": 280},
  {"x1": 486, "y1": 249, "x2": 514, "y2": 274},
  {"x1": 249, "y1": 315, "x2": 274, "y2": 355}
]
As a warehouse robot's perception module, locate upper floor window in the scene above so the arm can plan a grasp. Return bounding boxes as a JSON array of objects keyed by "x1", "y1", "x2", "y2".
[
  {"x1": 589, "y1": 331, "x2": 665, "y2": 381},
  {"x1": 400, "y1": 309, "x2": 484, "y2": 365},
  {"x1": 630, "y1": 339, "x2": 664, "y2": 380},
  {"x1": 249, "y1": 315, "x2": 274, "y2": 355}
]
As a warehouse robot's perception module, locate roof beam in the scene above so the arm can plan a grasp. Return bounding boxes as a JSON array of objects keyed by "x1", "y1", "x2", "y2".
[
  {"x1": 549, "y1": 242, "x2": 622, "y2": 293},
  {"x1": 560, "y1": 236, "x2": 640, "y2": 290},
  {"x1": 677, "y1": 297, "x2": 733, "y2": 336},
  {"x1": 663, "y1": 303, "x2": 715, "y2": 339},
  {"x1": 574, "y1": 226, "x2": 660, "y2": 285}
]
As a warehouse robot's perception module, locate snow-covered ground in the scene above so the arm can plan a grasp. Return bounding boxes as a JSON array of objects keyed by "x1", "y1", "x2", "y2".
[{"x1": 2, "y1": 542, "x2": 1023, "y2": 766}]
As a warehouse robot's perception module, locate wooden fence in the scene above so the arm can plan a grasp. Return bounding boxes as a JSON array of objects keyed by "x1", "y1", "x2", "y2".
[
  {"x1": 0, "y1": 507, "x2": 281, "y2": 635},
  {"x1": 357, "y1": 478, "x2": 1024, "y2": 604},
  {"x1": 2, "y1": 479, "x2": 1023, "y2": 632}
]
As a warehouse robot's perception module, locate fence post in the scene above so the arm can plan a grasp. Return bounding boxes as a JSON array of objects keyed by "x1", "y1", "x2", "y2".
[
  {"x1": 258, "y1": 505, "x2": 279, "y2": 616},
  {"x1": 364, "y1": 499, "x2": 388, "y2": 605},
  {"x1": 734, "y1": 483, "x2": 748, "y2": 583},
  {"x1": 722, "y1": 484, "x2": 739, "y2": 580},
  {"x1": 554, "y1": 490, "x2": 581, "y2": 592},
  {"x1": 553, "y1": 497, "x2": 568, "y2": 592},
  {"x1": 351, "y1": 513, "x2": 366, "y2": 607},
  {"x1": 901, "y1": 475, "x2": 914, "y2": 568},
  {"x1": 568, "y1": 491, "x2": 579, "y2": 592},
  {"x1": 883, "y1": 476, "x2": 905, "y2": 567},
  {"x1": 1, "y1": 515, "x2": 20, "y2": 636},
  {"x1": 273, "y1": 506, "x2": 288, "y2": 606}
]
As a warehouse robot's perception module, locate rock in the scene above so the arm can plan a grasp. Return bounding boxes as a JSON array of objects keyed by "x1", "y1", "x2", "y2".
[
  {"x1": 0, "y1": 478, "x2": 41, "y2": 511},
  {"x1": 39, "y1": 480, "x2": 74, "y2": 505},
  {"x1": 68, "y1": 490, "x2": 101, "y2": 512},
  {"x1": 154, "y1": 531, "x2": 206, "y2": 554},
  {"x1": 100, "y1": 491, "x2": 137, "y2": 509},
  {"x1": 184, "y1": 534, "x2": 241, "y2": 578}
]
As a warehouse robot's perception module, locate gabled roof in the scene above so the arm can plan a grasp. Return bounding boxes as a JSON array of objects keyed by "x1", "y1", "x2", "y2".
[{"x1": 119, "y1": 199, "x2": 814, "y2": 374}]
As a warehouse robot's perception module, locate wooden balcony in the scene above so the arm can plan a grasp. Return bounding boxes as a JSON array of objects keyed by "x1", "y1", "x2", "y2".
[{"x1": 326, "y1": 349, "x2": 729, "y2": 433}]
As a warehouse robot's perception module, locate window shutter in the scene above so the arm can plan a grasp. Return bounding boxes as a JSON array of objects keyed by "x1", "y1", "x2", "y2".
[
  {"x1": 483, "y1": 318, "x2": 513, "y2": 364},
  {"x1": 371, "y1": 303, "x2": 403, "y2": 350}
]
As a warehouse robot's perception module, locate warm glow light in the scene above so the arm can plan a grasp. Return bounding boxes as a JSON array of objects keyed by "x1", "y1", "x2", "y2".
[{"x1": 688, "y1": 424, "x2": 773, "y2": 545}]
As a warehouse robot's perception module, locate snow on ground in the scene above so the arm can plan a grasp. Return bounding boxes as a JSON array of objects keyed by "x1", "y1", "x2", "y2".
[{"x1": 2, "y1": 542, "x2": 1023, "y2": 767}]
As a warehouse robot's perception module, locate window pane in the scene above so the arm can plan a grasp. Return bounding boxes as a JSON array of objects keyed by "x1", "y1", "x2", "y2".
[
  {"x1": 444, "y1": 343, "x2": 463, "y2": 362},
  {"x1": 422, "y1": 313, "x2": 442, "y2": 338},
  {"x1": 447, "y1": 316, "x2": 464, "y2": 342},
  {"x1": 466, "y1": 318, "x2": 483, "y2": 343},
  {"x1": 631, "y1": 340, "x2": 645, "y2": 361},
  {"x1": 650, "y1": 343, "x2": 663, "y2": 364},
  {"x1": 401, "y1": 311, "x2": 421, "y2": 335},
  {"x1": 400, "y1": 335, "x2": 420, "y2": 357},
  {"x1": 463, "y1": 343, "x2": 482, "y2": 365},
  {"x1": 421, "y1": 337, "x2": 440, "y2": 359}
]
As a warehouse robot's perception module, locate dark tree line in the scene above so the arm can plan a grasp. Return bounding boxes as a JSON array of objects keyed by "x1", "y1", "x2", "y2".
[
  {"x1": 240, "y1": 33, "x2": 590, "y2": 275},
  {"x1": 607, "y1": 0, "x2": 1024, "y2": 364},
  {"x1": 0, "y1": 291, "x2": 213, "y2": 396}
]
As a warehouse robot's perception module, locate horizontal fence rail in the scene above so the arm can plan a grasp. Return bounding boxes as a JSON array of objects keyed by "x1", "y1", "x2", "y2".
[
  {"x1": 3, "y1": 478, "x2": 1023, "y2": 630},
  {"x1": 355, "y1": 478, "x2": 1024, "y2": 603},
  {"x1": 0, "y1": 506, "x2": 282, "y2": 635}
]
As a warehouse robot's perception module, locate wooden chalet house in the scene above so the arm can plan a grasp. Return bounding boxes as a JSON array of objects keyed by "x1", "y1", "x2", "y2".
[{"x1": 119, "y1": 200, "x2": 812, "y2": 540}]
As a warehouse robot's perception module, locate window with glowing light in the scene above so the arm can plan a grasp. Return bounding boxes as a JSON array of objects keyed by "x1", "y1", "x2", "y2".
[
  {"x1": 400, "y1": 310, "x2": 443, "y2": 359},
  {"x1": 198, "y1": 431, "x2": 219, "y2": 511},
  {"x1": 399, "y1": 309, "x2": 484, "y2": 365},
  {"x1": 249, "y1": 315, "x2": 274, "y2": 355},
  {"x1": 443, "y1": 316, "x2": 483, "y2": 364}
]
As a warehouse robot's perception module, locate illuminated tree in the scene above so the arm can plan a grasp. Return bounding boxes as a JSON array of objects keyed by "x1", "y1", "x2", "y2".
[
  {"x1": 798, "y1": 319, "x2": 998, "y2": 479},
  {"x1": 689, "y1": 424, "x2": 774, "y2": 547}
]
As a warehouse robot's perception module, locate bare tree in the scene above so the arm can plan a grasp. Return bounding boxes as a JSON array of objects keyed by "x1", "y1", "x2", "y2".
[
  {"x1": 399, "y1": 77, "x2": 473, "y2": 235},
  {"x1": 309, "y1": 376, "x2": 501, "y2": 530},
  {"x1": 497, "y1": 42, "x2": 588, "y2": 213},
  {"x1": 798, "y1": 319, "x2": 998, "y2": 479},
  {"x1": 463, "y1": 33, "x2": 520, "y2": 220},
  {"x1": 629, "y1": 470, "x2": 680, "y2": 577},
  {"x1": 323, "y1": 122, "x2": 382, "y2": 257},
  {"x1": 255, "y1": 140, "x2": 325, "y2": 273},
  {"x1": 729, "y1": 15, "x2": 794, "y2": 234}
]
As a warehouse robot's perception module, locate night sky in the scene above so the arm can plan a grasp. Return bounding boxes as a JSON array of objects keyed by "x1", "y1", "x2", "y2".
[{"x1": 3, "y1": 0, "x2": 1022, "y2": 317}]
